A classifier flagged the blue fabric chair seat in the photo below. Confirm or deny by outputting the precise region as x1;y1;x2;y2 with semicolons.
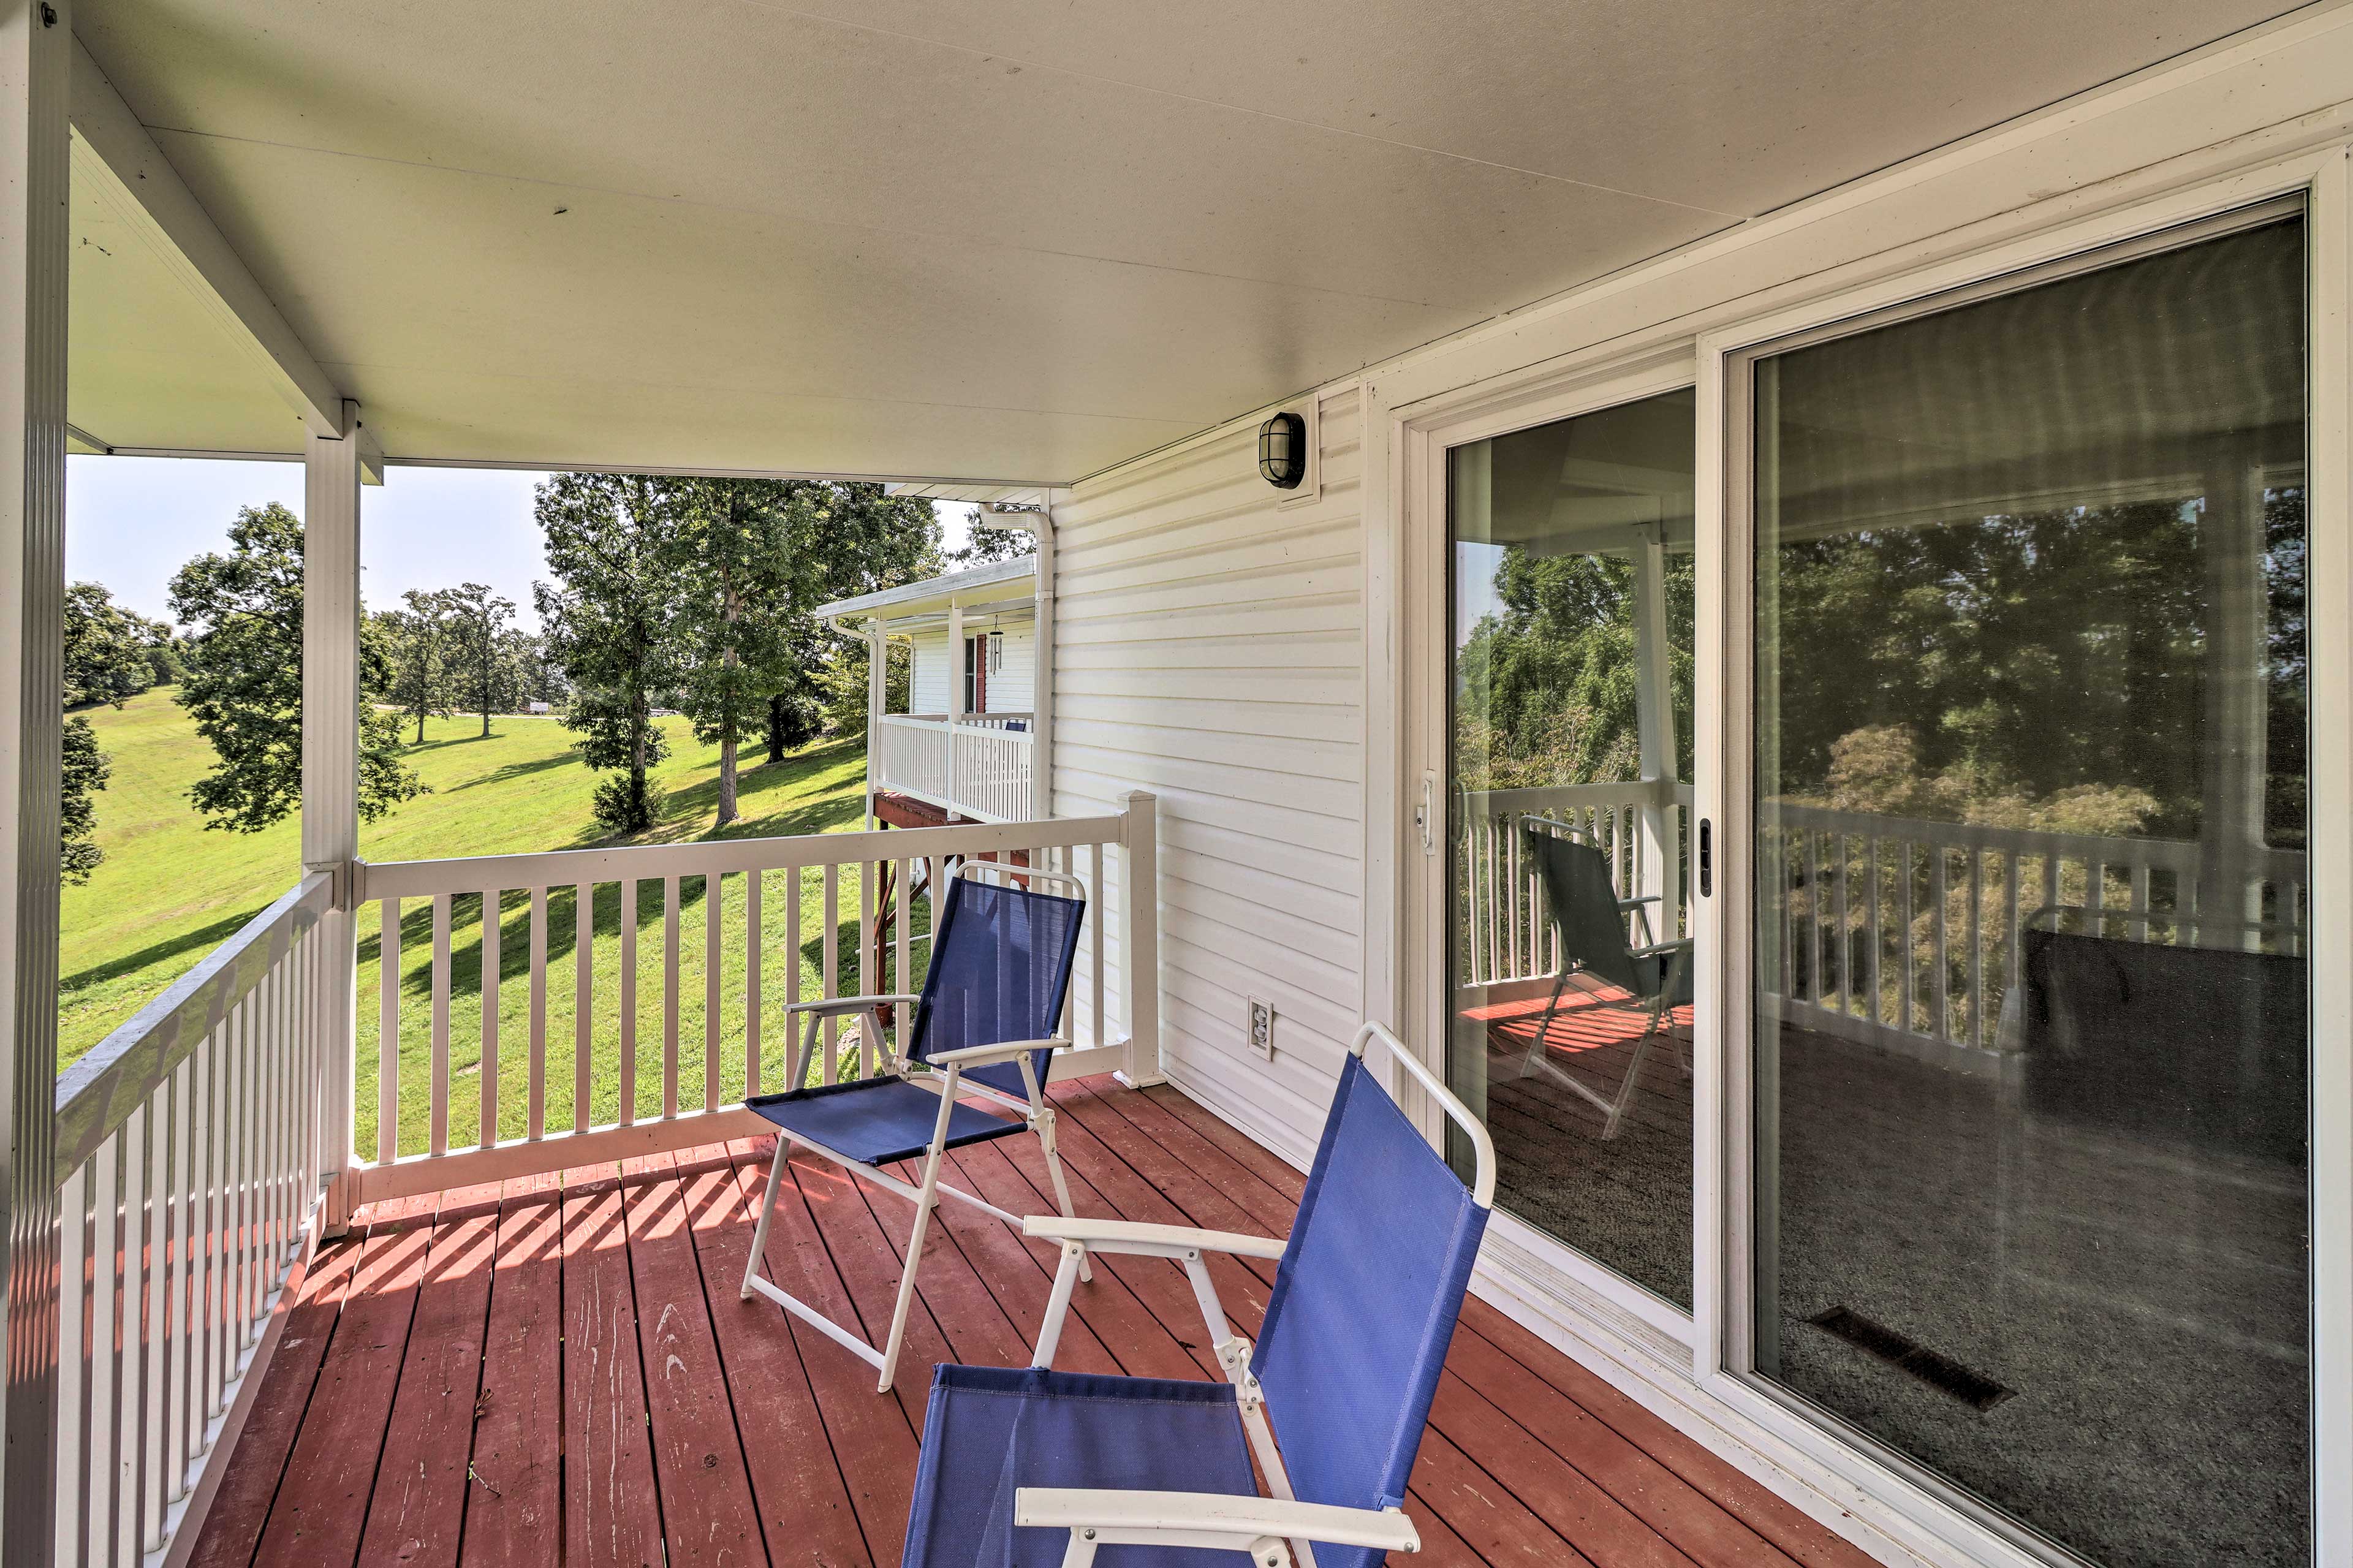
904;1365;1261;1568
747;1077;1026;1167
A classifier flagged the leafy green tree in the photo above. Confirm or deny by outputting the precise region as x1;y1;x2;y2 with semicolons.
382;588;465;743
949;505;1034;567
533;475;678;835
770;483;942;758
60;716;110;884
444;581;519;737
168;502;424;833
661;480;811;825
64;580;166;708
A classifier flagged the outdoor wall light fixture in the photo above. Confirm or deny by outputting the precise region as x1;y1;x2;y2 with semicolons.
1257;411;1306;489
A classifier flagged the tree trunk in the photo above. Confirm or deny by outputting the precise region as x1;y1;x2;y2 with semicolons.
767;693;786;764
718;733;738;825
716;546;741;826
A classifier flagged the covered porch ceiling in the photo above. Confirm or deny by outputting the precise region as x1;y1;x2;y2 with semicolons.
66;0;2300;490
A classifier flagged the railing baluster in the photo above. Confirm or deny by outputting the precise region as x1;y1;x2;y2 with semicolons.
379;898;401;1164
431;893;452;1157
482;890;502;1149
90;1131;119;1568
895;857;913;1058
785;866;803;1086
529;886;548;1140
1082;847;1103;1048
821;863;840;1083
1865;835;1882;1026
1833;832;1851;1015
620;877;638;1126
858;856;877;1077
2131;861;2152;943
1967;847;1984;1048
2004;848;2023;1031
664;875;682;1118
745;869;763;1096
58;1162;86;1568
1900;839;1916;1034
705;872;723;1113
574;882;593;1134
1506;817;1521;981
168;1054;192;1502
120;1105;148;1567
1931;844;1950;1042
1804;831;1822;1005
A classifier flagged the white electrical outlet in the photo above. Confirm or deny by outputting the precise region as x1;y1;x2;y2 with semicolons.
1246;996;1275;1060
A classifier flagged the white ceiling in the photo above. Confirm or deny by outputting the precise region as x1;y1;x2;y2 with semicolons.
67;0;2302;484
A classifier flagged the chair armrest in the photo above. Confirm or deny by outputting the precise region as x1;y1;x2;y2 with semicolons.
1629;937;1692;960
1023;1214;1287;1261
926;1037;1063;1069
1014;1490;1420;1555
1615;893;1661;909
783;993;923;1018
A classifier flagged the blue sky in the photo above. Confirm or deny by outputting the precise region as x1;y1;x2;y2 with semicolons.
65;455;972;630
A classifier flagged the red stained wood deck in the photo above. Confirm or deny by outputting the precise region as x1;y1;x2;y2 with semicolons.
189;1075;1882;1568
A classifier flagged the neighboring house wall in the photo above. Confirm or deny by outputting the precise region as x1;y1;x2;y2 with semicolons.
1050;385;1362;1157
904;621;1036;714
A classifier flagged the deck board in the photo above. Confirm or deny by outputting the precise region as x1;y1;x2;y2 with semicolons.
192;1075;1885;1568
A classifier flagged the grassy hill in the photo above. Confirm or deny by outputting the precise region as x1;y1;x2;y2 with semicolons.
63;691;901;1154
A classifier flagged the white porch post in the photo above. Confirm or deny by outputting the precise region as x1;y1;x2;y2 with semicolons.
1114;790;1163;1088
865;614;884;828
303;403;363;1233
1630;524;1680;933
0;0;69;1551
1030;496;1059;821
945;595;965;814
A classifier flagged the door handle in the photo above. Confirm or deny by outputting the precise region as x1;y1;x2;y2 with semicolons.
1699;817;1712;897
1415;771;1438;857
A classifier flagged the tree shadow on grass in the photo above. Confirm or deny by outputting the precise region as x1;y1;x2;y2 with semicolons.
443;749;582;793
63;905;270;998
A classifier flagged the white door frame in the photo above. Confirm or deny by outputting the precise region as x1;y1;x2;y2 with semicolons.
1394;344;1700;1347
1693;146;2352;1568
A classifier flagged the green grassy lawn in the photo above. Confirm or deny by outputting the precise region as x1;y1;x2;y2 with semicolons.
62;691;916;1157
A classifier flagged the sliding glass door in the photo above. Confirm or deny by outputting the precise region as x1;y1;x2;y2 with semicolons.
1739;202;2311;1567
1444;387;1697;1308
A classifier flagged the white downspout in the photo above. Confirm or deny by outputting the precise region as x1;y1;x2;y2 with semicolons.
1030;496;1059;822
946;595;966;817
865;614;884;828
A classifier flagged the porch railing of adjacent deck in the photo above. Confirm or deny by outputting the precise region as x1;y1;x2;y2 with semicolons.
1459;782;2308;1071
349;797;1153;1207
871;711;1034;820
53;873;338;1568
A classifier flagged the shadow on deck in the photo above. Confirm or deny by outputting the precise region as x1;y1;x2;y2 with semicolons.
189;1076;1879;1568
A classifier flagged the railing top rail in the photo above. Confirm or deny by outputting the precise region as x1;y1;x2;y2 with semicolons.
1460;778;1677;814
359;812;1123;902
55;870;334;1186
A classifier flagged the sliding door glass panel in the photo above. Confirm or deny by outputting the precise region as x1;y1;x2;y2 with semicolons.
1447;387;1697;1308
1749;208;2309;1568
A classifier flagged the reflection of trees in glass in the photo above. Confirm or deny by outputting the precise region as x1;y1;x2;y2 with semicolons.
1453;547;1694;790
1773;492;2307;849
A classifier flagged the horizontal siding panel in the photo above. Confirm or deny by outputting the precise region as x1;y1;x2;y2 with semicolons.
1055;379;1366;1159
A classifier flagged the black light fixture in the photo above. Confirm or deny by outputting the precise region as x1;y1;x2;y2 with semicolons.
1257;410;1306;490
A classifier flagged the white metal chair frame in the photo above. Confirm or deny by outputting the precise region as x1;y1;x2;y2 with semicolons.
739;860;1093;1393
1014;1021;1498;1568
1515;812;1692;1140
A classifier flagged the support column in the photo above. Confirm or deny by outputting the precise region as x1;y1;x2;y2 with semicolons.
1030;497;1059;821
945;596;965;814
1115;790;1163;1088
0;0;70;1552
304;403;362;1233
865;615;884;828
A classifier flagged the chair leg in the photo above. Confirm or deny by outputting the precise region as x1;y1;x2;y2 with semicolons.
740;1137;789;1300
1521;970;1571;1080
1035;1110;1092;1284
876;1145;946;1393
1598;1007;1669;1141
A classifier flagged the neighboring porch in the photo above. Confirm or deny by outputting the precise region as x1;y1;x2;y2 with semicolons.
187;1075;1879;1568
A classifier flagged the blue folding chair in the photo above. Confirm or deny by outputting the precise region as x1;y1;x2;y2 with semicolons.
900;1021;1497;1568
740;862;1093;1393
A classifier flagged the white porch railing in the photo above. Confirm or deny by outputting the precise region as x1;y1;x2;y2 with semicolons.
52;873;336;1568
1761;803;2307;1068
349;800;1154;1207
871;712;1035;820
1459;781;2308;1071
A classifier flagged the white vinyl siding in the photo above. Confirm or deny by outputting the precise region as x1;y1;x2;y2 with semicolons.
1051;386;1362;1158
903;620;1034;714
